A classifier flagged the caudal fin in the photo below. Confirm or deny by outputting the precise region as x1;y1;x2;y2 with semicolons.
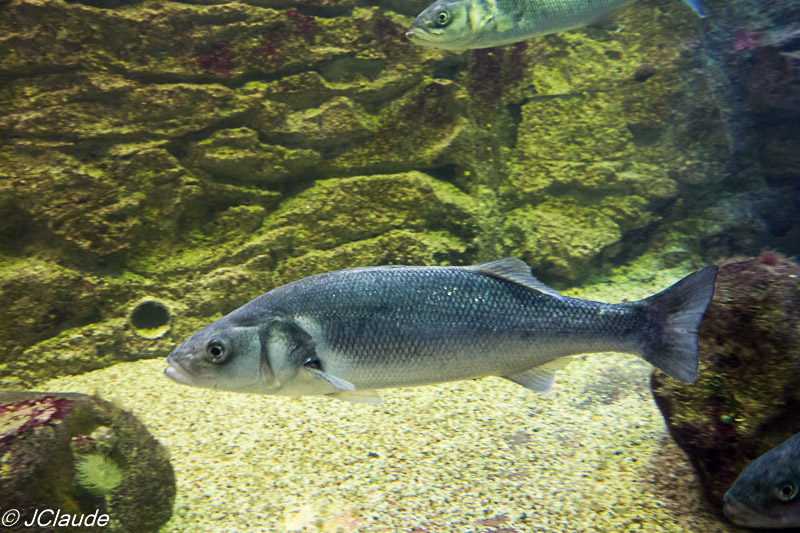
635;266;718;383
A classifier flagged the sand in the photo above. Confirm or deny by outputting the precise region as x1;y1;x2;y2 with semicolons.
41;267;749;533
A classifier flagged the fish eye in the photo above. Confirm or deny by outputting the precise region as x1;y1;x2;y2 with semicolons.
206;338;231;364
436;10;450;26
777;483;799;501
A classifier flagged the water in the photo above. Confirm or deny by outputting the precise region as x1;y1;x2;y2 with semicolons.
1;0;798;529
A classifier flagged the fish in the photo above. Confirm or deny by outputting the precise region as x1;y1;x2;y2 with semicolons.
406;0;706;50
724;432;800;529
165;258;717;404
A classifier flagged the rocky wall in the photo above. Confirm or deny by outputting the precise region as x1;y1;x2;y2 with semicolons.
0;0;789;385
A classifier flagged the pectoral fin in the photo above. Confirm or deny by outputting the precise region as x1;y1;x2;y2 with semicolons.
588;16;622;33
329;390;383;405
504;357;572;393
303;360;356;392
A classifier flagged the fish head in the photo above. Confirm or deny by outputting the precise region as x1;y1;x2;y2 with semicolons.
406;0;490;50
165;316;274;394
723;438;800;528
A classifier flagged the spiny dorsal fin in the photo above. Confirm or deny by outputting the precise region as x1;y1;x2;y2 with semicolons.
504;356;573;393
467;258;564;299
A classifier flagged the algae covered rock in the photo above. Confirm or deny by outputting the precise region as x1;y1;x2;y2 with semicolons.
0;391;174;532
262;171;478;256
503;201;622;281
188;127;321;183
651;253;800;509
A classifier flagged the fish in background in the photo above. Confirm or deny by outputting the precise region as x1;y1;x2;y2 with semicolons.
724;432;800;529
406;0;706;50
165;258;717;404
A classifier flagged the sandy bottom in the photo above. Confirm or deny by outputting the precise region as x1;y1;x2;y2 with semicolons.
41;268;749;533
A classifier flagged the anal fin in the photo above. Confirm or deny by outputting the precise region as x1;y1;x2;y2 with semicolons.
504;357;572;393
329;390;383;405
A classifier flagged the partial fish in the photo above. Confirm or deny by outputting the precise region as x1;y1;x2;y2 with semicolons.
165;259;717;404
724;432;800;529
406;0;706;50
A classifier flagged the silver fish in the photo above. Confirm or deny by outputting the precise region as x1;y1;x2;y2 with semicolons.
406;0;705;50
165;258;717;404
724;432;800;529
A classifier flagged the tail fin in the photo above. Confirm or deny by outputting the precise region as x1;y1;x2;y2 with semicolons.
681;0;706;18
635;266;718;383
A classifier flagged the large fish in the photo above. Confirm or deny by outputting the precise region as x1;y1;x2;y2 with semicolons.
406;0;706;50
165;259;717;404
724;432;800;529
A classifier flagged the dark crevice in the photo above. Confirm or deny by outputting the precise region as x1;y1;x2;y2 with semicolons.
181;0;355;18
627;123;665;147
423;164;458;184
272;3;355;18
0;131;155;144
0;206;40;254
0;106;251;144
0;63;82;82
65;0;143;8
162;113;256;147
432;57;465;81
525;92;588;102
0;52;357;92
506;101;524;149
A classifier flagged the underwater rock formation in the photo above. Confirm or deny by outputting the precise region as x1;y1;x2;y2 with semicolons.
0;0;793;385
651;253;800;510
0;391;175;532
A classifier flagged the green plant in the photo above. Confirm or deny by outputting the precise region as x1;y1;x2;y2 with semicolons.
74;453;123;496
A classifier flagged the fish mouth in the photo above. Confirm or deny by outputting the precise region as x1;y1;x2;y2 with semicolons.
405;28;431;43
405;28;473;50
164;357;197;386
723;499;781;528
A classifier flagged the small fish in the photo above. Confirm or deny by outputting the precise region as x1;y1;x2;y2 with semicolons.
724;432;800;529
165;259;717;404
406;0;706;50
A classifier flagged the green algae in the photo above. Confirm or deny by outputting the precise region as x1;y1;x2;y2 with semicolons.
75;453;123;497
0;0;753;386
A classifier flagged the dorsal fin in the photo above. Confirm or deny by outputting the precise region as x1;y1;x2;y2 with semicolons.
467;258;564;299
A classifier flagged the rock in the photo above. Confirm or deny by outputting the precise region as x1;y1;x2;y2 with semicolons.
278;97;376;148
0;391;174;532
260;171;479;259
326;78;469;175
503;201;622;281
187;127;321;183
651;253;800;509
